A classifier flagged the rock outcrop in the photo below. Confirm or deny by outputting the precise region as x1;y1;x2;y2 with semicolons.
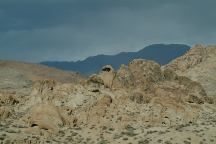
31;79;56;96
0;51;216;144
166;44;216;97
113;59;162;90
24;103;68;134
166;44;208;72
88;65;116;89
99;65;116;88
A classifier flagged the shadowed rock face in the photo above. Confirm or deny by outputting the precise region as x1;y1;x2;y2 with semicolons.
129;90;151;104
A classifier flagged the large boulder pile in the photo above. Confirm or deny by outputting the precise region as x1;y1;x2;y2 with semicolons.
83;58;212;127
112;59;210;104
113;59;162;90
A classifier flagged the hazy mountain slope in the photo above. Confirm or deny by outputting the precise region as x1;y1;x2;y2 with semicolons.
41;44;190;75
0;60;84;89
166;44;216;97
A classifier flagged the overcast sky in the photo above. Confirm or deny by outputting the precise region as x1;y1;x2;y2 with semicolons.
0;0;216;62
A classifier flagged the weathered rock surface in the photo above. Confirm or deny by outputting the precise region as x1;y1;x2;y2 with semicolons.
0;91;19;105
113;59;162;89
23;103;68;134
0;106;11;120
166;44;216;97
88;65;116;89
0;53;216;144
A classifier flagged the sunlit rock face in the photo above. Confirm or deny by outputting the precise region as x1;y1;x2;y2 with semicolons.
166;45;216;97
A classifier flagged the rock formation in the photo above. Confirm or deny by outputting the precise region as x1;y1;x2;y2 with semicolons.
166;44;216;97
113;59;162;90
24;103;69;134
0;48;216;144
88;65;116;89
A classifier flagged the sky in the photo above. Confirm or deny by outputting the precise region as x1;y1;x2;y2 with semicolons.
0;0;216;62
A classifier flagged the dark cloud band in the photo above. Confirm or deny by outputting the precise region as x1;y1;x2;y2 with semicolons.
0;0;215;62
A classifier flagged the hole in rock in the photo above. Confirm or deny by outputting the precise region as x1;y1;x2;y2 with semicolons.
102;67;111;72
31;124;38;127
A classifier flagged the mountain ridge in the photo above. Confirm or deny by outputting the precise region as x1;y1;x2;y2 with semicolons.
41;44;190;75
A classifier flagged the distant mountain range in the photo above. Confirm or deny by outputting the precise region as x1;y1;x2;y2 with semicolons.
41;44;190;75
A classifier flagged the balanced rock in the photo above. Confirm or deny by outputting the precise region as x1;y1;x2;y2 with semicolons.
87;65;115;89
99;65;115;88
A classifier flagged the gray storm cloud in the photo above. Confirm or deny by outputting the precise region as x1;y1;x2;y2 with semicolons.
0;0;216;62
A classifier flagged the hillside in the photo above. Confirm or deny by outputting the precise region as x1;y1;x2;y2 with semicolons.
0;46;216;143
41;44;190;75
166;44;216;97
0;60;84;89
